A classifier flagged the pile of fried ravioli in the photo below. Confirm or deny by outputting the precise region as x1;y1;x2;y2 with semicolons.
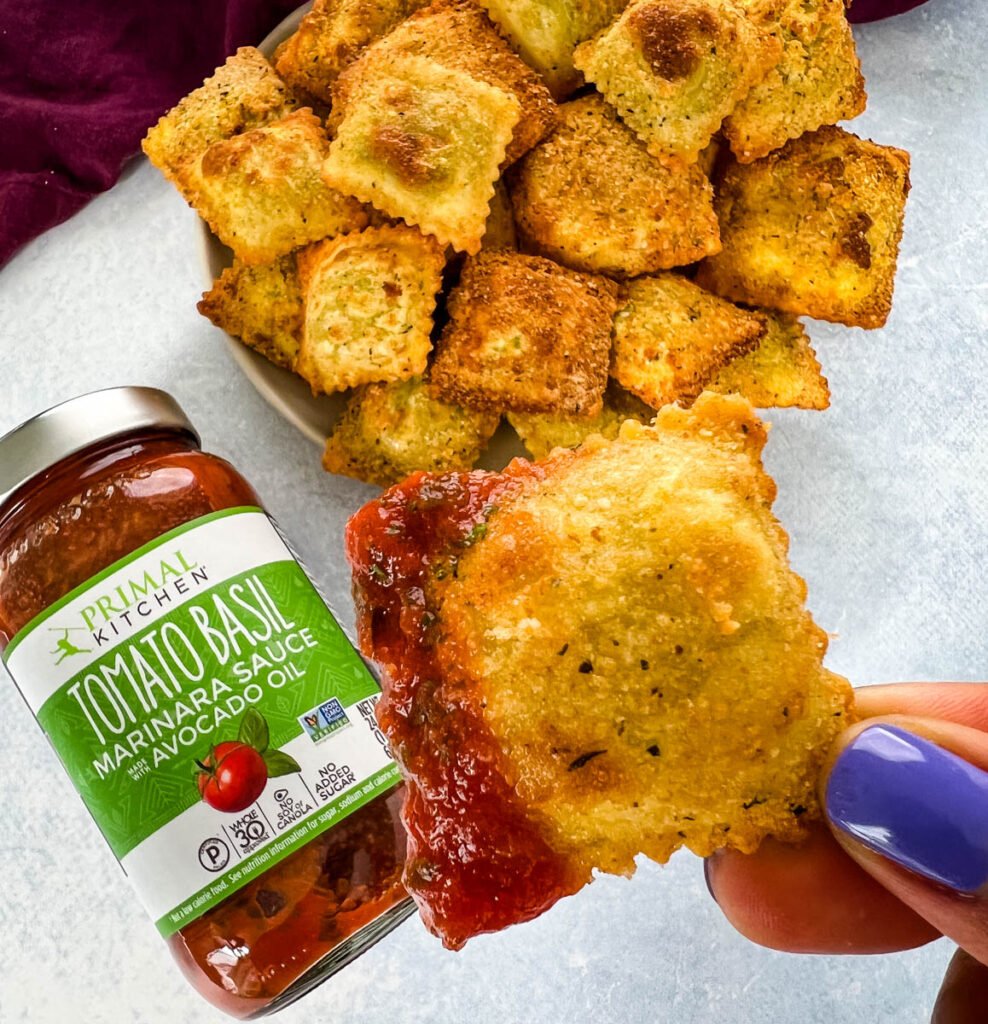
144;0;911;486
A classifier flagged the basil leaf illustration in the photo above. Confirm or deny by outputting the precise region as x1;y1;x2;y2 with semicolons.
238;707;269;752
263;749;302;777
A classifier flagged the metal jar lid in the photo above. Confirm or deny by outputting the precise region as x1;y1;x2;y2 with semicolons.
0;387;200;509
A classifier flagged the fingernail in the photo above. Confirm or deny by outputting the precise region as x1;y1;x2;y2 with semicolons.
826;725;988;893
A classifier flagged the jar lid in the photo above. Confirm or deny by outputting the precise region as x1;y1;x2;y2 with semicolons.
0;387;200;508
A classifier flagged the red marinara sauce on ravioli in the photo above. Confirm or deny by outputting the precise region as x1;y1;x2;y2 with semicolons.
345;463;587;949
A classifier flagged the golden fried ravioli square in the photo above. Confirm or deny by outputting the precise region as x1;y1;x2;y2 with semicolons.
611;274;766;409
724;0;866;163
296;224;446;393
508;94;720;277
322;54;521;253
508;382;654;460
142;48;296;201
197;255;302;370
323;376;501;486
330;0;556;166
708;311;830;409
346;392;853;947
275;0;430;104
573;0;780;166
696;127;911;328
190;109;369;264
477;0;631;98
430;251;618;415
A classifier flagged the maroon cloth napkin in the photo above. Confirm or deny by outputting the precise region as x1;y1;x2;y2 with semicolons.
848;0;930;23
0;1;299;269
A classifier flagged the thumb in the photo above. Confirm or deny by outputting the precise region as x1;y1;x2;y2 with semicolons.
822;716;988;967
933;949;988;1024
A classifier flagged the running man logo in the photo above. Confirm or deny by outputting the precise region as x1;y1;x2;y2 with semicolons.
49;627;91;666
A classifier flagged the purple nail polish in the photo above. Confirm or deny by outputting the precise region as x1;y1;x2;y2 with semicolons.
826;725;988;893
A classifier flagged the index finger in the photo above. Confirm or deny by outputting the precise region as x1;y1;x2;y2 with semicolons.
705;819;940;954
855;683;988;731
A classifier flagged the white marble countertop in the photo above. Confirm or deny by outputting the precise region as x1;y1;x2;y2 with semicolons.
1;2;985;1020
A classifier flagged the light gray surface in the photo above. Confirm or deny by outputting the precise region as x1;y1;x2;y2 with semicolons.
0;2;984;1021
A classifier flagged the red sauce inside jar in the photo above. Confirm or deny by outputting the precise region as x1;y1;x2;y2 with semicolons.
0;427;408;1018
346;463;586;950
171;785;406;1014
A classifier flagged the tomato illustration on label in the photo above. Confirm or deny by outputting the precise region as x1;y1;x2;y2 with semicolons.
194;708;301;814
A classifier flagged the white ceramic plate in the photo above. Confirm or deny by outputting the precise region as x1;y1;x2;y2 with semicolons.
196;4;525;465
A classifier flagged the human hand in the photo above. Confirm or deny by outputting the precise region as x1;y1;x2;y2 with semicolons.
705;683;988;1023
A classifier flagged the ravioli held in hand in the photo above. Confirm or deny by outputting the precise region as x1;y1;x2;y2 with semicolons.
346;392;853;949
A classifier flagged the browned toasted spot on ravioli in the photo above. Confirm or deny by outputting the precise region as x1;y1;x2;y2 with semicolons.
629;2;717;80
840;212;874;270
371;125;443;184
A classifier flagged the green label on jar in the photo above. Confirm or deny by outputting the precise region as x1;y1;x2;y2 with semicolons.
2;507;398;936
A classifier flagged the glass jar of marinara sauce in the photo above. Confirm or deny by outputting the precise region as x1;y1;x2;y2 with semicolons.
0;387;412;1018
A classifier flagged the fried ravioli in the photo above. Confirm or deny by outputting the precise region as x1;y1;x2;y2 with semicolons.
724;0;866;163
507;382;654;459
573;0;780;166
508;95;720;277
189;109;369;264
322;54;521;253
347;391;852;947
323;376;500;485
275;0;430;104
477;0;631;98
296;224;446;393
708;311;830;409
696;127;911;328
329;0;556;166
610;273;766;410
142;48;297;202
198;255;303;370
430;250;618;415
